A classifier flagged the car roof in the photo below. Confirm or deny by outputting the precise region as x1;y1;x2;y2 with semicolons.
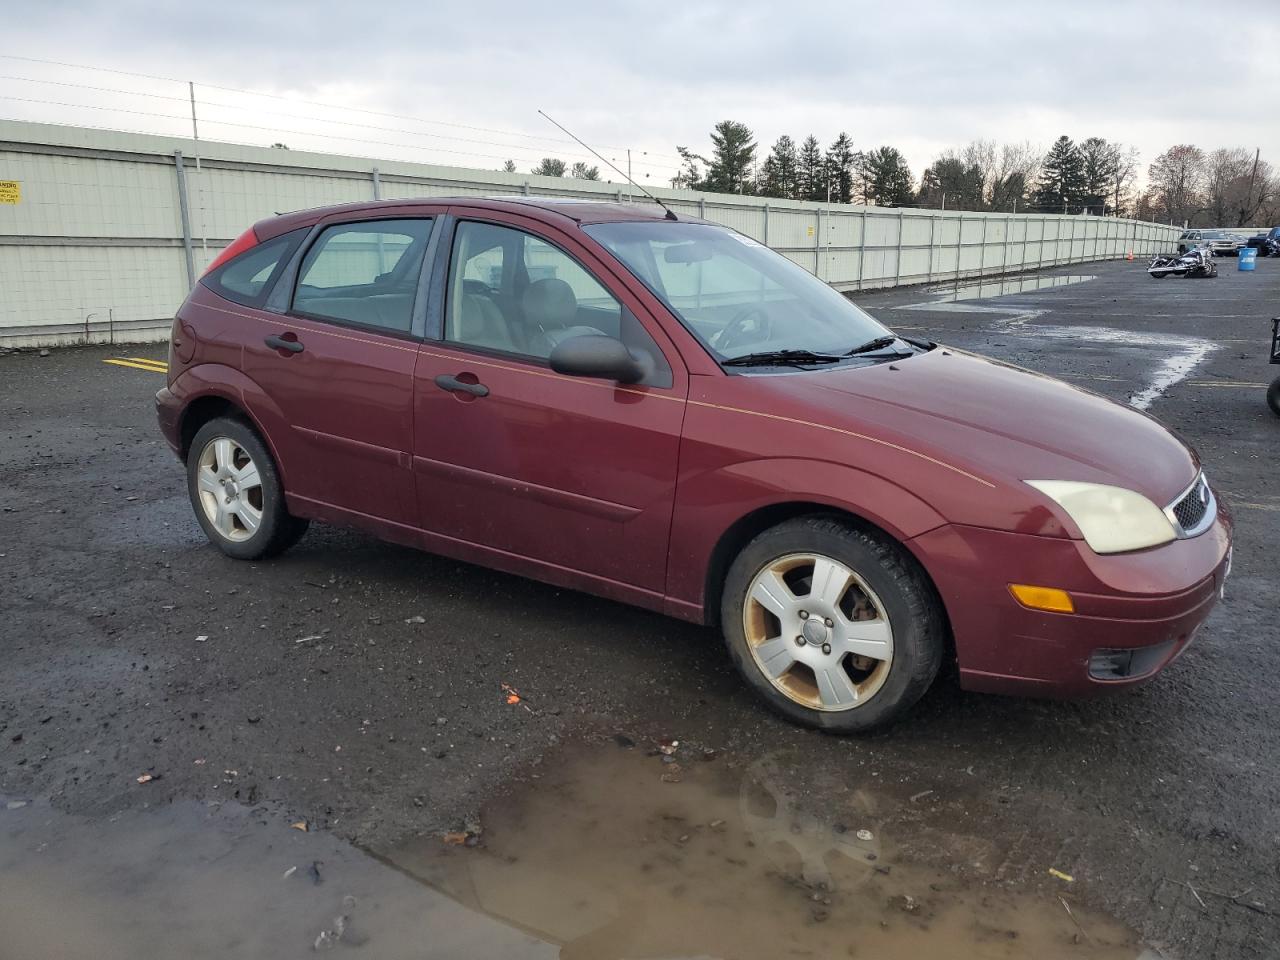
257;195;701;240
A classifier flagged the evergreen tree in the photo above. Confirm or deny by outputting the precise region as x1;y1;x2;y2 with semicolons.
797;135;826;201
532;158;567;177
1031;136;1086;212
825;132;856;204
865;147;914;206
917;156;982;209
1079;137;1119;214
758;135;799;198
678;121;757;194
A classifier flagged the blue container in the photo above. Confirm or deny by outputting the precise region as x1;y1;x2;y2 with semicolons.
1239;246;1257;271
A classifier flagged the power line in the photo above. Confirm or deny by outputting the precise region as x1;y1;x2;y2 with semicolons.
0;53;685;161
0;94;680;175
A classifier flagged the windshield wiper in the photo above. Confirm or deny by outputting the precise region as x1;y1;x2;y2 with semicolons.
843;335;908;356
721;349;844;367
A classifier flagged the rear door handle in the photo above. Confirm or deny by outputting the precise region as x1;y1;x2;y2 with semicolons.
265;334;304;354
434;374;489;397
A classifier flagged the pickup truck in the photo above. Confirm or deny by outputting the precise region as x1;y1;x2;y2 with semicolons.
1176;229;1242;256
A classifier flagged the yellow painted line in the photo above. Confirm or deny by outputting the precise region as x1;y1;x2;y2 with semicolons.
122;356;168;368
103;358;168;373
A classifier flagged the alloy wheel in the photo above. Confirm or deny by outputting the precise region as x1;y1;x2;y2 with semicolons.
742;553;894;711
196;436;265;542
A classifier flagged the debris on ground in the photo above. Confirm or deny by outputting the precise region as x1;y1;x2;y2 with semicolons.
194;635;208;643
295;635;323;645
291;820;309;832
135;773;159;784
313;914;347;951
658;739;679;756
1048;868;1075;883
443;821;483;847
282;865;298;880
500;682;532;712
889;894;919;913
910;789;934;803
856;829;874;842
403;616;426;624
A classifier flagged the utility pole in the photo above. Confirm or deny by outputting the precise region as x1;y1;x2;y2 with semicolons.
189;82;208;256
627;149;633;202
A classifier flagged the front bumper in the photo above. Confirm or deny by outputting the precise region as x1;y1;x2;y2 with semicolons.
909;509;1232;697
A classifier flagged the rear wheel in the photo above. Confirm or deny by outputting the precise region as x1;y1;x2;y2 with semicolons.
720;516;945;733
1267;378;1280;418
187;417;308;560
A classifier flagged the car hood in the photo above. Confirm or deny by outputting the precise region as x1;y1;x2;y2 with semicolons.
762;348;1198;506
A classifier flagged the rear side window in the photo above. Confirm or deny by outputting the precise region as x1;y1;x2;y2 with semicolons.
292;219;433;334
205;231;303;306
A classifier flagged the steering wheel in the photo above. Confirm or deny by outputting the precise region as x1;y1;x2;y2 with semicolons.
714;306;772;353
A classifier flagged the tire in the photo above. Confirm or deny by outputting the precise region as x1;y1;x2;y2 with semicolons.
1268;378;1280;418
187;416;309;560
720;516;945;733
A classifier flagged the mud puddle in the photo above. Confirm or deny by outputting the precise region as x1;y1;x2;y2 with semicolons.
1;745;1160;959
382;744;1159;960
928;273;1097;301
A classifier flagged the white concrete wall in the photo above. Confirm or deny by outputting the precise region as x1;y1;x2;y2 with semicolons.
0;120;1183;347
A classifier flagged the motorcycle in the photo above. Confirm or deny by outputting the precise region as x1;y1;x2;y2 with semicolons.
1148;244;1218;279
1269;318;1280;418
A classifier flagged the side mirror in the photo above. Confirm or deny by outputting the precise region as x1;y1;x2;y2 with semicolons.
549;335;646;384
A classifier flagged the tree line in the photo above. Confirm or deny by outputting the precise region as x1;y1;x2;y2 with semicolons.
658;121;1277;226
507;157;602;180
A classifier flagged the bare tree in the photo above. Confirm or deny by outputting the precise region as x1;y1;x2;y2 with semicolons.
1205;148;1254;225
1148;145;1207;225
989;141;1042;211
1109;146;1140;218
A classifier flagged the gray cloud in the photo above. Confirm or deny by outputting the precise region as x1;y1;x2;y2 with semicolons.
3;0;1277;185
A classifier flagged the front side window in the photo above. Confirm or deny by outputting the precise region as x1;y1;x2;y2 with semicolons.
292;218;433;333
443;220;671;385
585;222;889;362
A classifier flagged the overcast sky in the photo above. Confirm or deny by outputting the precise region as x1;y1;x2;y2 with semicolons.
2;1;1276;187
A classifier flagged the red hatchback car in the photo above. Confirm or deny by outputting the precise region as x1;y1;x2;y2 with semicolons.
157;198;1232;731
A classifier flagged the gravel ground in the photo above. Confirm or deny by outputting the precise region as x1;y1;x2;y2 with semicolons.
1;258;1277;958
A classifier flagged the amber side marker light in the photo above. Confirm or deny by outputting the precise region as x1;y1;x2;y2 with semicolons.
1008;584;1076;614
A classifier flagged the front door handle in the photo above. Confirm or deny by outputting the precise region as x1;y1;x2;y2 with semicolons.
265;334;304;354
434;374;489;397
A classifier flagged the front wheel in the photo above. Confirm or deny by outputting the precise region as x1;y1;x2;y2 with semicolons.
1267;378;1280;417
720;517;945;733
187;417;309;560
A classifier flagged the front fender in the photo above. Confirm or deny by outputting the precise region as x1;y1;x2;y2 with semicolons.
169;363;295;486
665;456;947;615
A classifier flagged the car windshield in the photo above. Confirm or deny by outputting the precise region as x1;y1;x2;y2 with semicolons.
584;221;892;362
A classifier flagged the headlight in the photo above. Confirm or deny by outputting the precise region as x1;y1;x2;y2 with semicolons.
1025;481;1176;554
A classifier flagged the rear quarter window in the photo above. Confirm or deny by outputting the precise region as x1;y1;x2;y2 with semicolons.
204;230;305;306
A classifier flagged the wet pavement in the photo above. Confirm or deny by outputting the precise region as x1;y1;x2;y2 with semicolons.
1;258;1279;958
3;744;1157;959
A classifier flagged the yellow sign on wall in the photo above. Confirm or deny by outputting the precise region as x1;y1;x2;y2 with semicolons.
0;180;20;204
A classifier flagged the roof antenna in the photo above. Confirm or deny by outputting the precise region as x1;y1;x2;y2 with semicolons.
538;110;678;221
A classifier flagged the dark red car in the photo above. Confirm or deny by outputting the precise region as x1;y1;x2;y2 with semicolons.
156;198;1232;731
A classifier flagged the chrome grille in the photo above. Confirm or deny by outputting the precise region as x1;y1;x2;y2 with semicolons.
1165;473;1214;537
